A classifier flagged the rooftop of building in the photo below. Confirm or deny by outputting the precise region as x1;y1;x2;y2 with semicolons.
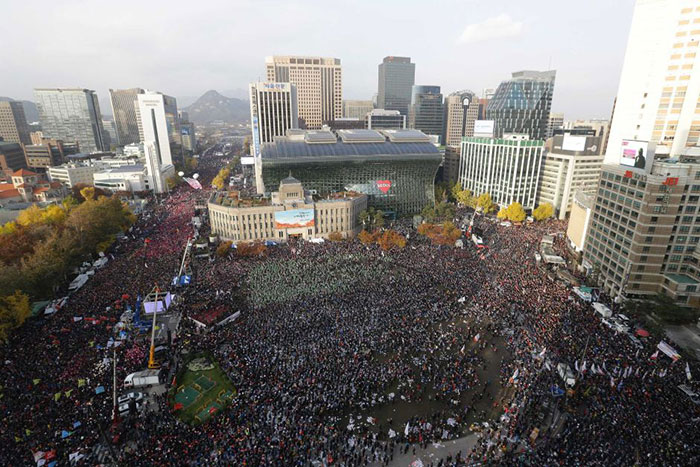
464;136;545;146
97;164;145;174
665;274;698;285
12;168;38;177
263;129;440;160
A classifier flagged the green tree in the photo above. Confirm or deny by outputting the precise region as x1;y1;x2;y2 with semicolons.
455;188;473;207
358;208;384;231
0;291;31;342
476;193;495;213
504;202;526;223
16;205;44;226
533;202;554;221
80;186;96;202
450;182;463;201
166;175;180;190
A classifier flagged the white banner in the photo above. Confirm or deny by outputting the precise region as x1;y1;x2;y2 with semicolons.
657;341;681;361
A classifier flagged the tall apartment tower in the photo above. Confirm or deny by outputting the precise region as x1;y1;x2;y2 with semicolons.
0;101;31;144
109;88;144;146
409;86;444;141
137;92;177;193
377;56;415;117
605;0;700;160
265;56;342;129
443;90;479;147
34;88;106;153
486;70;556;140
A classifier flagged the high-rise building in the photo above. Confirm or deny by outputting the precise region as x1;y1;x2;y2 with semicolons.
458;134;544;209
101;119;117;149
365;109;406;130
409;86;444;142
537;134;604;219
250;82;299;193
137;92;178;193
582;152;700;307
377;56;415;117
249;82;299;156
23;138;68;169
34;88;106;153
604;0;700;160
265;56;342;129
486;71;556;140
0;141;28;177
342;100;374;119
443;90;479;147
0;101;31;144
109;88;144;146
546;112;565;138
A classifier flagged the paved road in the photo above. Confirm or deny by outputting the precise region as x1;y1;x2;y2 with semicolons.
385;435;478;466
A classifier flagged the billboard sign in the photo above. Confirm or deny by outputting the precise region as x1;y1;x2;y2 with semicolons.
473;120;494;137
251;116;261;157
376;180;392;194
620;140;651;172
562;134;586;152
274;209;315;229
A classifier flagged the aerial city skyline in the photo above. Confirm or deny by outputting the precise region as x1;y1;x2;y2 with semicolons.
0;0;699;465
1;0;636;119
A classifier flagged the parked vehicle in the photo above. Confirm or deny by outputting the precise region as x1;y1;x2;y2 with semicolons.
123;369;162;388
118;391;145;405
118;400;144;416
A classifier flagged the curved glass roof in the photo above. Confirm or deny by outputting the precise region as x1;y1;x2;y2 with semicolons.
261;140;440;160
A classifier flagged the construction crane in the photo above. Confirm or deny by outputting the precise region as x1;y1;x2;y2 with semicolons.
145;284;164;370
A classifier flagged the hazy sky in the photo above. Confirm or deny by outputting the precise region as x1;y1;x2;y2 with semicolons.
2;0;635;119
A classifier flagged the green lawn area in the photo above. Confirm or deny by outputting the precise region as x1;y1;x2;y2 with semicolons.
170;354;236;425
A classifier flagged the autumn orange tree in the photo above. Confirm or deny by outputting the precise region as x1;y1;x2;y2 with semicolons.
236;241;268;257
417;221;462;246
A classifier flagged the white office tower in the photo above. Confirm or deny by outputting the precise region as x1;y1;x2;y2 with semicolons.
265;56;342;129
138;92;176;193
459;134;544;209
605;0;700;161
250;82;299;194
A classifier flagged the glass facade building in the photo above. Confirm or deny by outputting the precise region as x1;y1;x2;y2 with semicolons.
34;88;106;153
377;56;415;117
260;129;441;216
486;70;556;141
409;86;444;142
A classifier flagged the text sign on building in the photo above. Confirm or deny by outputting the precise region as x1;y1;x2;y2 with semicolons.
473;120;494;137
274;209;315;229
664;177;679;186
376;180;392;194
263;83;287;90
252;116;261;157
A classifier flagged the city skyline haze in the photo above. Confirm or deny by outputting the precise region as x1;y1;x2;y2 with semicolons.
1;0;636;119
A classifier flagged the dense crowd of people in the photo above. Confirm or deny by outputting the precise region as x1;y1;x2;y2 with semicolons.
0;147;699;466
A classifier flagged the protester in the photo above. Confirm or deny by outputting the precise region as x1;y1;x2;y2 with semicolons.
0;151;698;466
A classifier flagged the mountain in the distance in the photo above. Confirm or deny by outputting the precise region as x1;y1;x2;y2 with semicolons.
0;97;40;123
184;90;248;124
